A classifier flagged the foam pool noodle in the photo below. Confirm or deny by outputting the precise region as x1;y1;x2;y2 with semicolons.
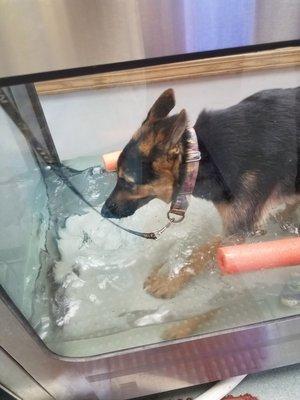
102;150;121;172
217;237;300;274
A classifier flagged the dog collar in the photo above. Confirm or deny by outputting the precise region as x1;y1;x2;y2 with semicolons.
167;127;201;222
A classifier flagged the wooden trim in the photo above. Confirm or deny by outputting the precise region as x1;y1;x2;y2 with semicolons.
36;47;300;95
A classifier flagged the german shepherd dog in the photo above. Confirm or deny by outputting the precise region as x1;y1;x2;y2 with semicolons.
102;88;300;300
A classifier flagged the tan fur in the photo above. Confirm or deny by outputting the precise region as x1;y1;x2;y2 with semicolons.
132;126;145;141
273;196;300;225
241;171;258;191
118;167;137;184
123;173;135;183
161;308;220;340
214;201;250;234
258;186;283;225
216;199;271;236
138;134;155;156
117;167;126;180
135;125;157;155
138;128;178;156
214;202;234;231
215;171;259;234
256;187;299;227
132;130;141;141
144;236;222;298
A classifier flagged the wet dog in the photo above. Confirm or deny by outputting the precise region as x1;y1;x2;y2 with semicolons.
102;88;300;299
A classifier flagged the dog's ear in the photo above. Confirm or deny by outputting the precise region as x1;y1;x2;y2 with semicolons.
144;88;175;124
165;109;188;150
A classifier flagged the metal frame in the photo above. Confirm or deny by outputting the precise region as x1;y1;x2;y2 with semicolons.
1;66;300;400
25;85;61;164
0;384;22;400
0;85;61;166
35;46;300;95
1;286;300;400
0;347;52;400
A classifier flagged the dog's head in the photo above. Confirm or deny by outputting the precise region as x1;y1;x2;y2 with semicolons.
101;89;188;219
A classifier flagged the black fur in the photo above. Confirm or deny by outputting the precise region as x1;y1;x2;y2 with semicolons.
194;87;299;233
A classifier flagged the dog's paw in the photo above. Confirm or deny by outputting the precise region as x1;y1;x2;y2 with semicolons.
161;320;198;340
161;308;220;340
143;274;185;299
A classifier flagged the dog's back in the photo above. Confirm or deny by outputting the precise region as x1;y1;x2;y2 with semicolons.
195;87;300;203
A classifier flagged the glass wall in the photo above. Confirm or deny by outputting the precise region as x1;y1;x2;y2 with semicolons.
0;99;48;321
1;60;299;358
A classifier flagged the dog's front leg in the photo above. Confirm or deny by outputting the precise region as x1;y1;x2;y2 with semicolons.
144;196;261;299
143;236;222;299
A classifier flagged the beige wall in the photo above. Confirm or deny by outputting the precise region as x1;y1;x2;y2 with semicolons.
39;67;300;161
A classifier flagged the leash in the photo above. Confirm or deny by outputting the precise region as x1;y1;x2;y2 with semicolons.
51;166;169;239
0;89;200;240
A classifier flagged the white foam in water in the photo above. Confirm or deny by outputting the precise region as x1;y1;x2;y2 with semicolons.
53;197;223;341
51;188;300;355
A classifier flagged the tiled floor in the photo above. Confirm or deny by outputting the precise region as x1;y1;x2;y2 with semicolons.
138;363;300;400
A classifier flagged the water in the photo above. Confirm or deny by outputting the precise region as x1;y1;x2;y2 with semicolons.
30;159;300;357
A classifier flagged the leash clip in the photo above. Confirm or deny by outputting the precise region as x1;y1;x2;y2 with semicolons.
151;220;173;240
167;210;185;223
152;210;186;240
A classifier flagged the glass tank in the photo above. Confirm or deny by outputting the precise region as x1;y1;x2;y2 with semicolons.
0;56;299;360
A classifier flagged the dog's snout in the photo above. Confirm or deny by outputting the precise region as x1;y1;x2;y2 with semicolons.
101;202;118;218
101;198;139;219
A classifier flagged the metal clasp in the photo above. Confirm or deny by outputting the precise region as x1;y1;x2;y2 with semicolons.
185;150;201;163
152;220;173;240
167;210;185;223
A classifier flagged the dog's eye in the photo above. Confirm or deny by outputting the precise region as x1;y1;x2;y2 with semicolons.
119;178;136;190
